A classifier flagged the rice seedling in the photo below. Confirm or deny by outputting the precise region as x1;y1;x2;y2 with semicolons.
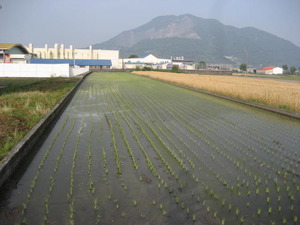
221;218;225;225
105;113;122;175
160;203;163;210
235;208;239;217
22;218;28;224
213;210;217;218
163;210;167;216
228;203;232;212
268;207;272;214
186;207;190;215
69;200;75;225
94;198;99;211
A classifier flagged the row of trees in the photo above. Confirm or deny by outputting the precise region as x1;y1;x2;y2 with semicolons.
282;65;298;74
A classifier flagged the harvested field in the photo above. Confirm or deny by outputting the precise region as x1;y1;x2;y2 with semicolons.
133;71;300;112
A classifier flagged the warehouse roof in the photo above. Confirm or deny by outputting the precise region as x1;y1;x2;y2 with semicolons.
30;58;112;66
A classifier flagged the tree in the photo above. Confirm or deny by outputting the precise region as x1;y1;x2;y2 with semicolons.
239;63;247;71
129;54;138;58
282;65;288;72
171;65;180;73
199;61;206;69
290;66;297;74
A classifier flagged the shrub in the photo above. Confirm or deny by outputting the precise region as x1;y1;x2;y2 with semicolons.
171;65;180;73
143;66;152;71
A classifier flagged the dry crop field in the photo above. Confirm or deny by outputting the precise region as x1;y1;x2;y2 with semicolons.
133;71;300;113
0;72;299;225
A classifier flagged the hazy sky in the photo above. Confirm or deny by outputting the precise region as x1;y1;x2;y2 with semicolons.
0;0;299;48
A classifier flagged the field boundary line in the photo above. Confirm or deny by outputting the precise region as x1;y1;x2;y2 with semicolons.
0;71;92;188
132;73;300;120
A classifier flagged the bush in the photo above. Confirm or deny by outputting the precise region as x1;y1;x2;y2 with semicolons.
171;65;180;73
142;66;152;71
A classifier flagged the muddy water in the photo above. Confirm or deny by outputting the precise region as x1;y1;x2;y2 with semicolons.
1;72;300;225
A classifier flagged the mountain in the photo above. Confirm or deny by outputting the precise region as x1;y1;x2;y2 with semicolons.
92;14;300;67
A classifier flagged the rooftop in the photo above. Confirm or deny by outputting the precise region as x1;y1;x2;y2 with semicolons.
257;67;278;71
0;43;29;54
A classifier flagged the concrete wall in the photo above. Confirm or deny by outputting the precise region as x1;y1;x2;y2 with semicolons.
0;63;70;77
70;67;89;76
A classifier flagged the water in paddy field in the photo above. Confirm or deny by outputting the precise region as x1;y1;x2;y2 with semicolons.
0;72;300;225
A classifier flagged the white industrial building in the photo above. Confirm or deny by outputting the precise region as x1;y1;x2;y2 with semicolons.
256;67;283;75
26;43;121;69
123;54;171;69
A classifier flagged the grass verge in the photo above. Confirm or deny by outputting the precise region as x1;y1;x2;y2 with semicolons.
0;77;80;160
133;71;300;113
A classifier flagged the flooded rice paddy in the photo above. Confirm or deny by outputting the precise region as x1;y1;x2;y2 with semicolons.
0;72;300;225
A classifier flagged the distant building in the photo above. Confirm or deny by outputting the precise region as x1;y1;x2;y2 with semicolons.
26;43;121;69
172;59;196;70
207;64;234;71
123;54;171;69
256;67;283;75
0;43;30;64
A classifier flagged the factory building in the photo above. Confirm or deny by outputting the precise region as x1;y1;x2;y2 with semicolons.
26;43;121;69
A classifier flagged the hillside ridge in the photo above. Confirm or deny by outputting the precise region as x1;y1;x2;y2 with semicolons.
92;14;300;67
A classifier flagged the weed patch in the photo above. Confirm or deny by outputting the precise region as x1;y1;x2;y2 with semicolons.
0;77;79;160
